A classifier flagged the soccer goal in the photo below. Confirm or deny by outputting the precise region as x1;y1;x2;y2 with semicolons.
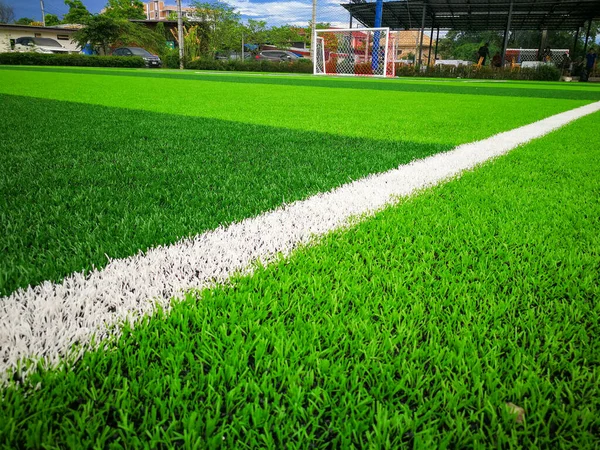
314;27;395;77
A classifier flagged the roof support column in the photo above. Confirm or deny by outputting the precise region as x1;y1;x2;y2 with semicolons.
538;29;548;61
434;27;440;62
372;0;384;72
427;20;435;65
500;0;513;67
573;27;580;57
418;4;426;65
374;0;383;27
583;20;593;54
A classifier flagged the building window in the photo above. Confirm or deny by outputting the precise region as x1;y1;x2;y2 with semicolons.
57;35;69;40
34;33;42;37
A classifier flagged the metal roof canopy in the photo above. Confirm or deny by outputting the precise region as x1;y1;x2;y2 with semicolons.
343;1;600;31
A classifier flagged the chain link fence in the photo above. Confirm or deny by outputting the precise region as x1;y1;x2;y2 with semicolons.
506;48;570;65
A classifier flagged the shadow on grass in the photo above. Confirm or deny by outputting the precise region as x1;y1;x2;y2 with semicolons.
0;94;450;296
1;66;600;101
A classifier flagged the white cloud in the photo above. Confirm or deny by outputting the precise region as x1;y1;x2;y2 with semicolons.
228;0;310;24
222;0;351;26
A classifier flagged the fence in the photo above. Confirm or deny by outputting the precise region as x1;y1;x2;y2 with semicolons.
506;48;570;65
165;1;589;75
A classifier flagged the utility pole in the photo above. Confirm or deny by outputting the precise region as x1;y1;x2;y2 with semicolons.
40;0;46;26
311;0;316;62
177;0;184;69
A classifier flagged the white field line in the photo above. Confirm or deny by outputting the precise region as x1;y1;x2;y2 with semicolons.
2;101;600;384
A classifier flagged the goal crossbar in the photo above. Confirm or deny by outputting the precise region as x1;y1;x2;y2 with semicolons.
316;27;390;33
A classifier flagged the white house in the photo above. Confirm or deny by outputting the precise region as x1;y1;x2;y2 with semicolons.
0;24;82;53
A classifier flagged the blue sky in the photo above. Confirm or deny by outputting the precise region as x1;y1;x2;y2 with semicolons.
7;0;348;26
8;0;597;43
9;0;103;21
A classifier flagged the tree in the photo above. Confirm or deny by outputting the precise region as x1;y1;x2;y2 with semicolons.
437;23;600;61
74;14;164;54
15;17;35;25
243;19;268;46
103;0;145;20
63;0;91;24
73;14;121;54
510;23;599;58
437;30;503;60
191;1;243;54
114;20;164;52
155;21;167;39
313;23;337;52
266;25;305;48
45;14;61;26
0;0;14;24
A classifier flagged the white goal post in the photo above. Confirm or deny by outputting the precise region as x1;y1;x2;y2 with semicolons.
314;27;396;78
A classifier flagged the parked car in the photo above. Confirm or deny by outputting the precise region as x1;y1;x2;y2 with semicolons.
215;51;252;61
255;50;302;62
14;37;69;54
112;47;162;68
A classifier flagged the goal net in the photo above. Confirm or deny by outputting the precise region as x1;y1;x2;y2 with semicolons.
314;28;395;77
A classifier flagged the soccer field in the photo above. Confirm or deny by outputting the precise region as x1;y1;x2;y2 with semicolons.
1;67;600;448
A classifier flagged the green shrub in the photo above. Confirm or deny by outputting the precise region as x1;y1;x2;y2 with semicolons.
532;64;562;81
160;48;181;69
185;57;313;74
395;63;561;82
0;52;145;68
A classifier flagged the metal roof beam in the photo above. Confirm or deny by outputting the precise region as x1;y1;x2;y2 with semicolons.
341;0;600;32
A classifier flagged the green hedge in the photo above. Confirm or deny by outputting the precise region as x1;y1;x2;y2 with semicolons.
0;51;563;81
0;52;145;68
184;58;558;80
396;63;562;81
160;48;181;69
185;57;313;74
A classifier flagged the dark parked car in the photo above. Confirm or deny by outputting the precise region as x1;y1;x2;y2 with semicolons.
112;47;162;67
255;50;302;62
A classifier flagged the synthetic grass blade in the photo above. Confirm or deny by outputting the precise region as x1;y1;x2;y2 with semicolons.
2;100;599;385
1;110;599;449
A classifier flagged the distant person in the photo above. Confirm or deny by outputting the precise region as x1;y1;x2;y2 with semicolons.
491;52;502;68
477;42;490;66
559;52;571;75
586;48;597;72
581;48;597;82
541;46;552;62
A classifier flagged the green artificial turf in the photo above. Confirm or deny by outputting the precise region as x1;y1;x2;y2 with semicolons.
0;67;594;144
0;94;450;296
2;66;600;101
2;112;598;448
1;68;592;296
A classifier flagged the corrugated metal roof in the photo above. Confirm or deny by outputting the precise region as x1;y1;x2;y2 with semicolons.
343;0;600;31
0;24;81;31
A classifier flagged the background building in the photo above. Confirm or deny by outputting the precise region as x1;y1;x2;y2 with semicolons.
143;1;196;21
0;23;81;53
